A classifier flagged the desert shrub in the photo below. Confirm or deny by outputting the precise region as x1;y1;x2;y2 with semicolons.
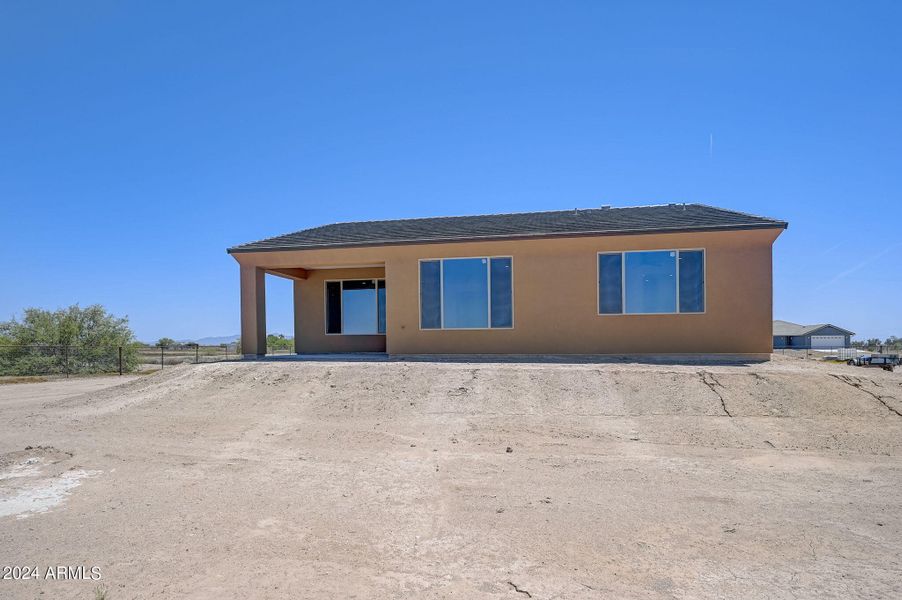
0;305;140;375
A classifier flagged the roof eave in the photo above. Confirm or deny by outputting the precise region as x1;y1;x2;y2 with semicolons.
805;324;856;336
226;221;788;254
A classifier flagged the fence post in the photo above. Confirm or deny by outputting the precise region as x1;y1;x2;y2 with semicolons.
64;346;69;378
195;344;199;364
118;346;123;376
161;346;164;370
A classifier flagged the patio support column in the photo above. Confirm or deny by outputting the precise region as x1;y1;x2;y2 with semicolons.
240;264;266;356
293;279;303;354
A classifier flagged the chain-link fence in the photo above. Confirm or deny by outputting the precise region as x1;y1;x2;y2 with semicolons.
776;347;862;360
0;344;240;378
777;346;901;365
135;344;239;371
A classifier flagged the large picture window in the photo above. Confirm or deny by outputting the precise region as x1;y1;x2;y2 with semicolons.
419;257;513;329
325;279;386;335
598;250;704;315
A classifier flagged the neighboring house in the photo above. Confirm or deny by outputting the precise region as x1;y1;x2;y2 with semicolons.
773;320;854;350
227;203;787;357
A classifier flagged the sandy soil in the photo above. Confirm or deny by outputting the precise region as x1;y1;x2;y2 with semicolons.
1;356;901;599
0;375;141;407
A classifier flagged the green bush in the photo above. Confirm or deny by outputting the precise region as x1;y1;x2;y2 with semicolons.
0;305;140;376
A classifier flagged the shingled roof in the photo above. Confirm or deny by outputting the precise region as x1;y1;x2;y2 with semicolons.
227;203;787;253
773;320;855;337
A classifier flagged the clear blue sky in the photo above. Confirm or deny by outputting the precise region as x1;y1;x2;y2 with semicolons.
2;2;900;342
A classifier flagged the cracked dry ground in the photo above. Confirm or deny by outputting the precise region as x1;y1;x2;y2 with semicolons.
1;356;901;599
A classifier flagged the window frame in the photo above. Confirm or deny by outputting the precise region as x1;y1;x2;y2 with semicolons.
323;278;387;335
417;256;515;331
596;248;706;316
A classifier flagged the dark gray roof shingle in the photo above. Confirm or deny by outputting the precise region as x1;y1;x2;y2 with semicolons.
227;203;787;253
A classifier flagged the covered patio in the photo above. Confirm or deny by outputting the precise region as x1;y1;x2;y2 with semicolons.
240;263;387;356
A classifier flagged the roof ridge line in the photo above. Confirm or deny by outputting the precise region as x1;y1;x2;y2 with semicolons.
316;204;678;228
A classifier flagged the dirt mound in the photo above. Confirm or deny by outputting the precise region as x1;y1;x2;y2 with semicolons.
33;357;896;457
2;357;901;599
132;357;901;420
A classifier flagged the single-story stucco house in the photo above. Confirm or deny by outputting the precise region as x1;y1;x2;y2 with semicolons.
227;203;787;357
773;320;854;350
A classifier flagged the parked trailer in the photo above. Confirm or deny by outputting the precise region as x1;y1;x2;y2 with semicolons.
847;354;900;372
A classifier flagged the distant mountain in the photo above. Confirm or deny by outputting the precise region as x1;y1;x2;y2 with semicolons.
170;333;291;346
182;334;240;346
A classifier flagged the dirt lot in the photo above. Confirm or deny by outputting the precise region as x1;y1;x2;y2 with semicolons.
1;356;901;599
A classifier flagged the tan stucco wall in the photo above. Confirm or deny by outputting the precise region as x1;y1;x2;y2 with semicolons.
239;264;266;355
234;228;782;355
294;267;386;353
